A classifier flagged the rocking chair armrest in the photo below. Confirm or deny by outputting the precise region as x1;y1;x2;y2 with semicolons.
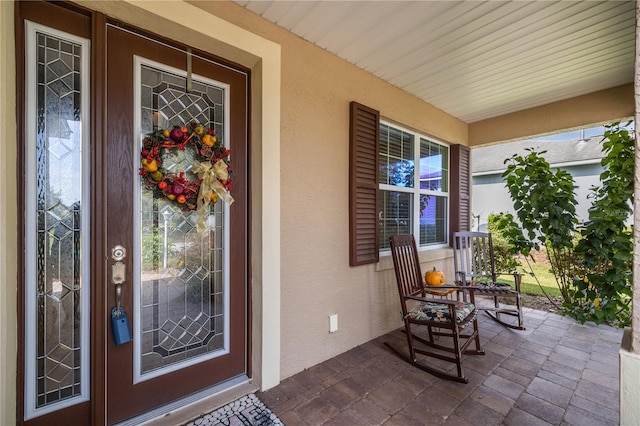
441;285;478;304
495;272;524;292
404;295;463;306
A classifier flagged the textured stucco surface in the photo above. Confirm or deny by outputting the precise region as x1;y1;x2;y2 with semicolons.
1;1;17;425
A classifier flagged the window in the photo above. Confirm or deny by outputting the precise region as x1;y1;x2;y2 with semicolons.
24;21;91;418
378;122;449;250
349;101;469;266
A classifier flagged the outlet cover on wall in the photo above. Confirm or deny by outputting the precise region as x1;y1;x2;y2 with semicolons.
329;314;338;333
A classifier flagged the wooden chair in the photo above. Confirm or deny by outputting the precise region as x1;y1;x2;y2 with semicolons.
452;231;525;330
385;234;484;383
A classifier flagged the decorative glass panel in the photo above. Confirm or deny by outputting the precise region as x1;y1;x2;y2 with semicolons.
25;22;90;419
136;63;229;379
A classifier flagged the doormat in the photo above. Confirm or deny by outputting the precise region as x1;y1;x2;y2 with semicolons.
184;393;284;426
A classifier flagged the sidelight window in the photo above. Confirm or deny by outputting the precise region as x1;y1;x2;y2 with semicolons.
24;21;91;419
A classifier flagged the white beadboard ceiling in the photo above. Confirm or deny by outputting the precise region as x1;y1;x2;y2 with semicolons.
233;0;635;123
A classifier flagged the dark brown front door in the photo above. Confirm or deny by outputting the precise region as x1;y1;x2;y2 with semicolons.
17;2;249;423
104;25;249;424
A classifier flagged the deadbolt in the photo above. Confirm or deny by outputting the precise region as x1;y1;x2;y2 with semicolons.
111;245;126;261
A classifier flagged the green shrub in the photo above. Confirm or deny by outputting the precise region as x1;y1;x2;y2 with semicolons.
571;122;634;326
491;122;633;327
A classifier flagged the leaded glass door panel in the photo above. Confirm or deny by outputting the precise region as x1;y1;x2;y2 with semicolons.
105;26;248;424
23;19;91;422
136;62;230;379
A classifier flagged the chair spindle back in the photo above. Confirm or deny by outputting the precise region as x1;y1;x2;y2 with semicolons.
453;232;497;283
389;235;425;314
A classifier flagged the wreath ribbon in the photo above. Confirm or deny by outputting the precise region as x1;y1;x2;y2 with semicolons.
192;160;235;232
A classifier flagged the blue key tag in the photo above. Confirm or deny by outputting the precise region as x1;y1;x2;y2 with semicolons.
111;307;132;346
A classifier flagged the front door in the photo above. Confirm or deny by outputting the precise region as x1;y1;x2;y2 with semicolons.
104;25;249;424
18;3;250;424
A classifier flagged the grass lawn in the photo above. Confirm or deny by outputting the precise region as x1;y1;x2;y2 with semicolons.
499;262;563;298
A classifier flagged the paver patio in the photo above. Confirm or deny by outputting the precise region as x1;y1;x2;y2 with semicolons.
257;301;623;425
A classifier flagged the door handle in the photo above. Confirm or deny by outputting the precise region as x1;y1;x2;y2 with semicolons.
110;245;132;345
111;245;126;315
112;261;126;314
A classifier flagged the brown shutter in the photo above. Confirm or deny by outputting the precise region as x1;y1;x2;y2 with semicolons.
349;102;380;266
449;144;471;242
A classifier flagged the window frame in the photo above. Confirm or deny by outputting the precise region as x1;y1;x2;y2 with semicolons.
379;120;450;252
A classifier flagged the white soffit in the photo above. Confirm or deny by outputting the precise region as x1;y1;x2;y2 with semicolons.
234;0;635;123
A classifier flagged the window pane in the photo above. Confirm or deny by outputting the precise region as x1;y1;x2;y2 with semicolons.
419;194;447;245
37;32;84;408
379;124;414;187
379;190;413;250
419;138;448;191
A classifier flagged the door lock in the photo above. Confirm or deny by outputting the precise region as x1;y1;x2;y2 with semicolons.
111;245;126;261
110;245;131;345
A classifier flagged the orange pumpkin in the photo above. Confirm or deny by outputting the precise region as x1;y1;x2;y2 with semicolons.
425;267;446;286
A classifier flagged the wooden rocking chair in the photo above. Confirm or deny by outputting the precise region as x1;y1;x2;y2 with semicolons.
385;234;484;384
452;231;525;330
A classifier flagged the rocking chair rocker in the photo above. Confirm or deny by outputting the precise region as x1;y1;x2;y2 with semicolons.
452;231;525;330
385;234;484;384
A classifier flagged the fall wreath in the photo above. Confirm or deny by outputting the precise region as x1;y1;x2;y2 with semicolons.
139;122;233;232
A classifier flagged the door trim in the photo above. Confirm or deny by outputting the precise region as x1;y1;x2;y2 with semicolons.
90;9;108;426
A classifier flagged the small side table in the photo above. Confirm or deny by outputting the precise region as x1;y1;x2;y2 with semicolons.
425;285;458;300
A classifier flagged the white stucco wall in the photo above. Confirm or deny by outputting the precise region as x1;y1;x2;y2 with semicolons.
620;330;640;425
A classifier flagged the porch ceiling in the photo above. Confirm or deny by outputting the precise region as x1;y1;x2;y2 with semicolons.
233;0;635;124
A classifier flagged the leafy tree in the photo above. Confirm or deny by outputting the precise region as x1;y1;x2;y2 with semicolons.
499;148;580;304
572;122;634;326
493;123;634;326
487;213;520;274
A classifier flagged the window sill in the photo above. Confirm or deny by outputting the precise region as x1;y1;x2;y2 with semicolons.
376;246;453;272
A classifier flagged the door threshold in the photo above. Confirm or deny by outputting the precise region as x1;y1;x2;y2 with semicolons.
115;375;258;426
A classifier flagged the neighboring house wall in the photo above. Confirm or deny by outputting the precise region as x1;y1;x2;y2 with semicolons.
0;1;634;423
472;137;606;231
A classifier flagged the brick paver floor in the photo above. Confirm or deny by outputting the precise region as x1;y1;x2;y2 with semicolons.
257;301;623;425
